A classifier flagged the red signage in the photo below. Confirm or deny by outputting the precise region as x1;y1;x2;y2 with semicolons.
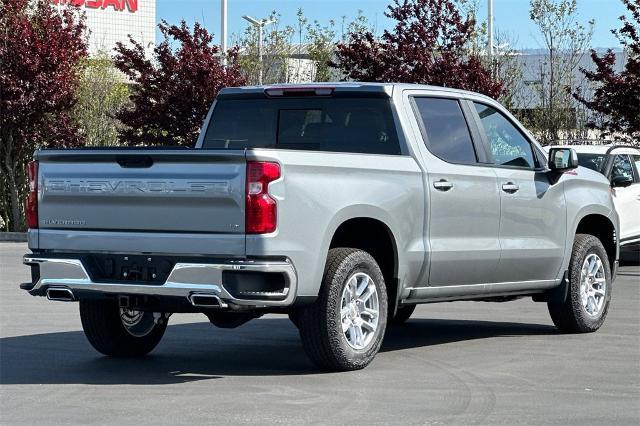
52;0;138;13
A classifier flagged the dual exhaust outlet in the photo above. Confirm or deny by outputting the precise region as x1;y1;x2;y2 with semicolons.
188;293;228;308
45;287;227;308
46;287;75;302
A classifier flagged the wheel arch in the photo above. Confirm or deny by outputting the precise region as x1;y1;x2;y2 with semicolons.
573;213;618;274
326;216;400;315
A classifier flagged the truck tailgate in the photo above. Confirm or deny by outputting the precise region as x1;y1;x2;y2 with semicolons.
34;149;246;255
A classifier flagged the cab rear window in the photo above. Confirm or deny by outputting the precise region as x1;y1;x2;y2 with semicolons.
202;98;401;155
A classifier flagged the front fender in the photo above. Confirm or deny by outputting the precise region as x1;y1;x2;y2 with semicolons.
558;168;618;277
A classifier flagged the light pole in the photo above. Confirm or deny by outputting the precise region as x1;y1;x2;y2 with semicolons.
221;0;227;66
487;0;493;59
242;15;276;85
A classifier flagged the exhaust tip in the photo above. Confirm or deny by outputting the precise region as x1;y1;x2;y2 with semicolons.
189;293;227;308
46;287;75;302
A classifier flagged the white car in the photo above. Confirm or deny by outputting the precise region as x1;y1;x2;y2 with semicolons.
547;144;640;249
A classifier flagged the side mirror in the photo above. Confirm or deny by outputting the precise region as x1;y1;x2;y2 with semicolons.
548;148;579;172
612;175;633;188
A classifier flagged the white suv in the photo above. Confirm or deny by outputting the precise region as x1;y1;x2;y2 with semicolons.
548;144;640;249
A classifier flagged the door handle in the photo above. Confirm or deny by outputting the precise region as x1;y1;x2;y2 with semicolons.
502;182;519;193
433;179;453;191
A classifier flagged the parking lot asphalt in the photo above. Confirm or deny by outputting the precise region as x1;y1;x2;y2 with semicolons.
1;242;639;425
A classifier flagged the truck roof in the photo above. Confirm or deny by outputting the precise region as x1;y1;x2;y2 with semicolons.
218;82;495;102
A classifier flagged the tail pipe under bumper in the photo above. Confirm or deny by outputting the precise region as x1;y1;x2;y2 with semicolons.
46;287;75;302
22;256;297;308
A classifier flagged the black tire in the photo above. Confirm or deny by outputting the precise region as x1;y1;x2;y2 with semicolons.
298;248;388;371
79;299;167;357
390;304;416;325
548;234;612;333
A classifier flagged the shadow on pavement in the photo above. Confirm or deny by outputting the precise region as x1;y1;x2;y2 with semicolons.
382;318;556;352
0;317;557;385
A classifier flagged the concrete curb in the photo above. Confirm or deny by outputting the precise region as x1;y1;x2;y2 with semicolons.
0;232;27;242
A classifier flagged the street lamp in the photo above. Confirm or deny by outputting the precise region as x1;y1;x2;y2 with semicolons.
487;0;493;58
221;0;227;66
242;15;276;85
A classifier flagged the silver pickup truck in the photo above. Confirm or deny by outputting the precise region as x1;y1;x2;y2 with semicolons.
22;83;620;371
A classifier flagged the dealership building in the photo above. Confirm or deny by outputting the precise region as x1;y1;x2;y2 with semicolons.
54;0;156;57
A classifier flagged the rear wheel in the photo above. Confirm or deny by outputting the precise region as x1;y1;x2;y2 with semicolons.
298;248;388;371
79;299;167;357
548;234;612;333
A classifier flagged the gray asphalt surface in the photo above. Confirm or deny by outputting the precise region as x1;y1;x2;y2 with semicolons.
1;242;639;425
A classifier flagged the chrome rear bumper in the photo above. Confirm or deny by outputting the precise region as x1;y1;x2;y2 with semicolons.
23;256;297;307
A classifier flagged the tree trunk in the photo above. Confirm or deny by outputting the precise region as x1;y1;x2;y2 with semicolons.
7;172;23;232
1;129;26;232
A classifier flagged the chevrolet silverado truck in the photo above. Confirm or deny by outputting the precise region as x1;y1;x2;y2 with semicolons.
22;83;620;371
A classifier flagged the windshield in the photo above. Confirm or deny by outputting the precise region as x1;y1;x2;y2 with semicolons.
202;97;401;155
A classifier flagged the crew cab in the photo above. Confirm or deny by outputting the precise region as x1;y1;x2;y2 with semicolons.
22;83;619;371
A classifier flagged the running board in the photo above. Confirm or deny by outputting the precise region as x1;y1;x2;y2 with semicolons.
404;279;559;303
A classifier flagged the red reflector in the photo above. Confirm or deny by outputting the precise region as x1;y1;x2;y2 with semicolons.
246;161;280;234
26;160;38;229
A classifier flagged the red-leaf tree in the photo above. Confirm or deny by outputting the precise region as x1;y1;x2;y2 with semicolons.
114;21;246;146
574;0;640;141
331;0;504;99
0;0;88;231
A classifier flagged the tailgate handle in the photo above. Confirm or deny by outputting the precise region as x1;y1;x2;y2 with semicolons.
117;156;153;168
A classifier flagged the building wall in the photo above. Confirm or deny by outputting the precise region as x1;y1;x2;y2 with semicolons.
54;0;155;58
512;51;628;109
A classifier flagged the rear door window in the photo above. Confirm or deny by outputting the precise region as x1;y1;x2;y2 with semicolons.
202;98;401;155
412;97;477;164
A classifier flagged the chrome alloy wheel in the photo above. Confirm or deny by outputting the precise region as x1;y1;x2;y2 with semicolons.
340;272;380;350
580;253;607;317
119;308;156;337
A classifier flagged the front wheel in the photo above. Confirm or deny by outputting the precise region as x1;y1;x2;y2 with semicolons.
298;248;388;371
79;299;168;357
548;234;612;333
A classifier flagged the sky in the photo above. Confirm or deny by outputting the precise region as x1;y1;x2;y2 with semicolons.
156;0;629;50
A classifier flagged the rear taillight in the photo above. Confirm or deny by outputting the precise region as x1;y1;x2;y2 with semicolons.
246;161;280;234
26;160;38;229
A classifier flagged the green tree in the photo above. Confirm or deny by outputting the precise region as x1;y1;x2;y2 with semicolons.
529;0;594;143
235;12;295;84
72;53;129;146
460;0;525;110
306;18;337;82
235;10;360;83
